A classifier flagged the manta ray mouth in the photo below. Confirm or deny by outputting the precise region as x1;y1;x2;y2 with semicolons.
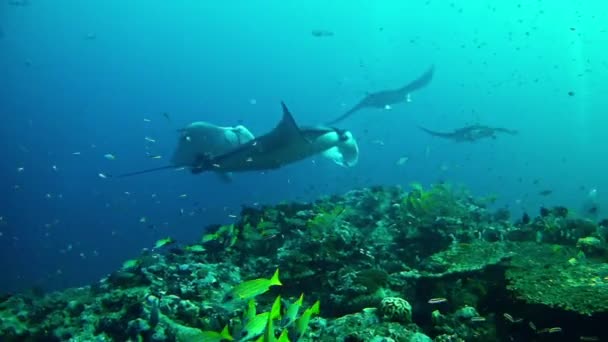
328;128;349;141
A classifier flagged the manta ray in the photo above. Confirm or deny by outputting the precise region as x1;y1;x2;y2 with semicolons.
327;65;435;125
190;102;359;174
418;124;518;142
118;121;256;180
118;102;358;177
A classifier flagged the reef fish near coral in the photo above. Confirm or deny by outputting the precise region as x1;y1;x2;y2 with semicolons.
226;268;282;302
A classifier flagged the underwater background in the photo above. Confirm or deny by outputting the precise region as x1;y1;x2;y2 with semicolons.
1;0;607;298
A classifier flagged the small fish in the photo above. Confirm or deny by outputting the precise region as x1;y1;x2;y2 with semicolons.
539;189;553;196
311;29;334;37
185;245;206;253
276;330;289;342
104;153;116;160
154;237;175;249
139;217;147;223
72;152;81;155
143;118;151;122
427;297;448;304
144;136;156;143
202;232;219;242
17;167;24;172
470;316;486;322
243;299;256;323
226;268;282;301
547;327;562;333
51;165;58;171
149;155;163;159
178;194;188;198
579;336;600;341
122;259;140;269
241;312;272;341
282;293;304;327
295;300;320;339
396;156;409;165
197;325;233;342
162;112;171;122
263;295;282;342
503;313;522;323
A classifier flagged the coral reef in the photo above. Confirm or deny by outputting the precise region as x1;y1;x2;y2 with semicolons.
1;184;608;341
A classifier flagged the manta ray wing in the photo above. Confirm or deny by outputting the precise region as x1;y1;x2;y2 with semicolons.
203;102;311;171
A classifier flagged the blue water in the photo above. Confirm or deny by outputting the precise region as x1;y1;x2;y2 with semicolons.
1;1;606;293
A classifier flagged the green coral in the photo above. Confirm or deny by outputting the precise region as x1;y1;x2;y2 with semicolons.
403;183;471;222
306;204;346;234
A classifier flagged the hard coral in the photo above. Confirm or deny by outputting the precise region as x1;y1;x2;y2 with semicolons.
379;297;412;323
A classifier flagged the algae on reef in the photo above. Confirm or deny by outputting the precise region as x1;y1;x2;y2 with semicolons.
1;184;608;341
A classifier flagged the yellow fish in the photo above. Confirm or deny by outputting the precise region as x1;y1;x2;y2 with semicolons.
249;296;281;342
295;300;320;339
226;269;282;301
122;259;140;269
197;325;233;342
154;237;175;249
264;295;282;342
281;293;304;327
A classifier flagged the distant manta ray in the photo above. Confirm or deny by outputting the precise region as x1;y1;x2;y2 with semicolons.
418;124;518;142
118;102;359;177
327;65;435;125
